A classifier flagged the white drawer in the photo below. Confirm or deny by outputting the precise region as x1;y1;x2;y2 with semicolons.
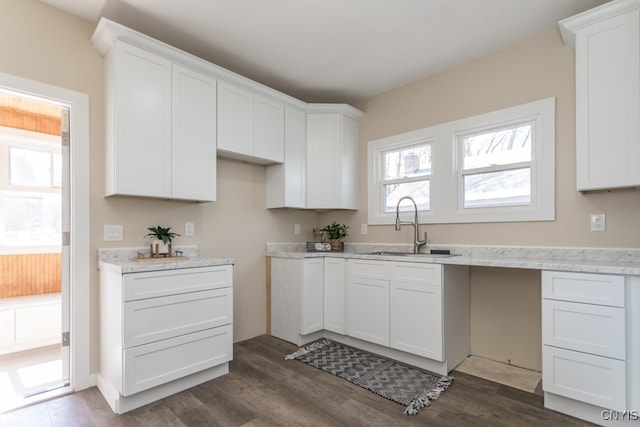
542;271;624;307
390;262;441;284
123;265;232;301
348;259;389;279
122;324;232;396
542;299;625;359
123;287;233;348
543;345;626;411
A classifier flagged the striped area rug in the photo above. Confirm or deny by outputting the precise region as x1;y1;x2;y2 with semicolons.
286;339;453;415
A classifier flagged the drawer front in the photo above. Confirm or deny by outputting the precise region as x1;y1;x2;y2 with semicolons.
543;345;626;411
391;262;441;284
348;259;389;280
123;265;232;301
123;287;233;348
122;324;232;396
542;271;624;307
542;300;625;359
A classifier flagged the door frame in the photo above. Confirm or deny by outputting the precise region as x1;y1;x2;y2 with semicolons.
0;71;92;390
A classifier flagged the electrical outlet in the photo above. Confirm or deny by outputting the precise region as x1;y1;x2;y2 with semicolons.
185;222;194;236
361;223;368;235
104;224;123;241
590;214;606;232
294;224;301;235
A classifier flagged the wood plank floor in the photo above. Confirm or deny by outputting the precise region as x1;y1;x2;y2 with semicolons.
0;335;595;426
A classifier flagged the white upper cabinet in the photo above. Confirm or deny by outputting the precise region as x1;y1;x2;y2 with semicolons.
560;0;640;191
93;20;217;202
266;105;306;208
217;80;285;164
109;41;173;199
305;104;362;210
171;64;217;201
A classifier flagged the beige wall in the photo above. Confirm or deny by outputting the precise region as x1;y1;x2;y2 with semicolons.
319;27;640;371
0;0;319;374
5;0;639;375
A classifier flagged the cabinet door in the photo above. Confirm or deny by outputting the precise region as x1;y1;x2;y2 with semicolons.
266;105;306;208
123;266;232;302
171;64;217;201
575;8;640;190
306;114;341;209
323;258;346;334
302;258;324;335
543;345;626;411
123;325;232;396
270;258;302;344
347;276;389;346
254;94;284;163
390;263;443;360
123;287;232;348
112;41;172;198
542;299;625;360
217;81;253;157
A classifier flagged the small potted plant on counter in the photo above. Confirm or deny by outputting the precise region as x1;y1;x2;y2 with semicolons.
321;221;349;252
145;225;180;257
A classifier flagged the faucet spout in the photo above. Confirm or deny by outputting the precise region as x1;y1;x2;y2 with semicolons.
395;196;427;253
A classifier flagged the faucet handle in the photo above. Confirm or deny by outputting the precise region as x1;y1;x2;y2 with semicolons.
420;231;427;245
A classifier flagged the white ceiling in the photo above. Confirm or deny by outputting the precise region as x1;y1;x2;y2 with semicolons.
41;0;608;103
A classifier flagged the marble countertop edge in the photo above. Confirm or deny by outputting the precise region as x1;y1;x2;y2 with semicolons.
264;242;640;275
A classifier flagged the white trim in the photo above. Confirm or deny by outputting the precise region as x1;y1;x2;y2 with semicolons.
368;97;555;225
0;72;92;391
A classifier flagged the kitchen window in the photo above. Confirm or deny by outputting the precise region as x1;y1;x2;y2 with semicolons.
458;122;533;209
368;97;555;225
381;142;431;213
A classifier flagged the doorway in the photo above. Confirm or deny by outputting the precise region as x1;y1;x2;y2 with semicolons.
0;91;69;411
0;71;91;408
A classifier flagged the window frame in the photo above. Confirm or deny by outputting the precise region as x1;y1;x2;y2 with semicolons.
368;97;555;225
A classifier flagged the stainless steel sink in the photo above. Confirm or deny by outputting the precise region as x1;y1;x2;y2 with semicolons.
361;251;460;258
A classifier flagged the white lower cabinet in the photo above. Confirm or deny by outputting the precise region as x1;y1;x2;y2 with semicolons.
347;259;469;369
348;276;390;346
542;270;631;417
390;263;443;360
323;257;346;334
270;257;323;345
98;264;233;413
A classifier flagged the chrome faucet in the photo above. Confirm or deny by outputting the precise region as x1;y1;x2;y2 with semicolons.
395;196;427;254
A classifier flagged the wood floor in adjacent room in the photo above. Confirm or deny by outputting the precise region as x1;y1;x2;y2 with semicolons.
0;335;594;427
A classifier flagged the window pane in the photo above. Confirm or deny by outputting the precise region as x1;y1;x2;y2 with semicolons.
462;124;531;170
1;193;61;246
463;168;530;208
384;144;431;180
384;180;430;212
9;147;52;187
53;153;62;187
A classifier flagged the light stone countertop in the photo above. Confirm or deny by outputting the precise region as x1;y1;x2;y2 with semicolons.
265;242;640;276
98;246;234;274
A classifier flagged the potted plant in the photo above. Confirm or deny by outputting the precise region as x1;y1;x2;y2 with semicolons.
145;225;180;257
320;221;349;252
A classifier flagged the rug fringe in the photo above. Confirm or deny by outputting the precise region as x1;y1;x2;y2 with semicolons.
403;375;454;415
285;339;332;360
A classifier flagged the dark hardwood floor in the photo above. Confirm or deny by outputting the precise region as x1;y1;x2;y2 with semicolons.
0;335;594;426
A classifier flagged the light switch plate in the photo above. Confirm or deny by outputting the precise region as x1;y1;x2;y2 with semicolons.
185;222;195;236
104;224;123;241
